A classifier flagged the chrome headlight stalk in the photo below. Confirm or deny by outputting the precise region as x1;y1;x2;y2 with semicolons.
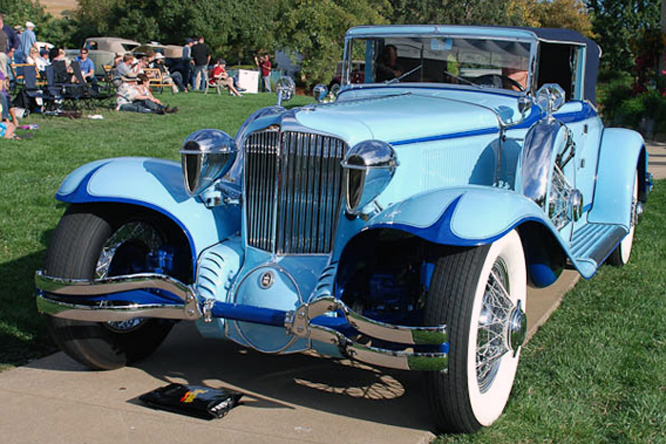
341;140;398;215
180;129;237;197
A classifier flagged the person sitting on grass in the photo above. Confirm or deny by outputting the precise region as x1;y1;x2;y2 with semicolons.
116;74;178;114
0;119;18;140
208;59;242;97
0;70;20;126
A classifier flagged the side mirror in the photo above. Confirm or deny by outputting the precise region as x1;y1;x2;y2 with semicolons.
517;95;532;119
276;76;295;106
313;84;328;102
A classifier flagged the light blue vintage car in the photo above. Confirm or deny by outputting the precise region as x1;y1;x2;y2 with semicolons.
36;25;651;433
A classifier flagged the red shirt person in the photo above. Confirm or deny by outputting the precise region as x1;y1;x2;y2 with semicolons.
254;54;272;92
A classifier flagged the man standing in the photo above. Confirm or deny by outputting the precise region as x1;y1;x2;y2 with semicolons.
190;36;210;91
0;14;19;76
254;54;272;92
75;47;99;92
17;21;36;64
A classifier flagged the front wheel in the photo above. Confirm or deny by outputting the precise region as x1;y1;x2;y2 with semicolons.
424;230;527;433
44;205;189;370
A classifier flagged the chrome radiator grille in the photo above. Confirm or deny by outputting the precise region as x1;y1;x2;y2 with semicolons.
244;130;348;254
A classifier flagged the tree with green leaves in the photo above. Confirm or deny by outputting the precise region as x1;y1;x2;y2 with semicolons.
274;0;391;86
388;0;522;26
71;0;279;65
0;0;46;26
587;0;661;72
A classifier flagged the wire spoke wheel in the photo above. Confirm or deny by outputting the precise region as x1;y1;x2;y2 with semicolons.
44;205;184;370
98;221;163;332
425;230;527;433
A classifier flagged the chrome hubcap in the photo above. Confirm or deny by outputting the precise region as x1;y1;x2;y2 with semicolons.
476;259;525;393
507;301;527;356
97;221;162;332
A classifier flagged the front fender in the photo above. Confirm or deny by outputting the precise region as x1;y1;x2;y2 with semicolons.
364;186;557;246
55;157;241;261
359;186;577;286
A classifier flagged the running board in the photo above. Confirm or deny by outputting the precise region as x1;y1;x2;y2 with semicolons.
571;223;627;274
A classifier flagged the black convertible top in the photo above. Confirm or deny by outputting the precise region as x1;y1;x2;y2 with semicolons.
527;28;601;105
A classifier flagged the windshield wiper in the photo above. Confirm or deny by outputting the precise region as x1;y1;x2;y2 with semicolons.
386;64;423;85
443;70;481;88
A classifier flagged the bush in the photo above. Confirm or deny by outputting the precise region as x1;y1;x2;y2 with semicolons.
598;73;666;136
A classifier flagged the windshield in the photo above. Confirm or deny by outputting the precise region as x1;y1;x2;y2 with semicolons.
344;36;533;92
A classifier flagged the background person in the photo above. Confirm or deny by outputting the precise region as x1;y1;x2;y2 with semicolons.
116;73;177;114
74;47;99;92
254;54;271;92
209;58;242;96
375;44;403;82
0;13;20;77
153;53;186;93
0;118;17;140
16;21;36;64
190;36;210;91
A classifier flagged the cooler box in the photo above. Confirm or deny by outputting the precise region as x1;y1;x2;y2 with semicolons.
237;69;259;94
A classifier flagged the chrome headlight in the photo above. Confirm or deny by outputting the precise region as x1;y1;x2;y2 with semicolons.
180;129;237;196
341;140;398;214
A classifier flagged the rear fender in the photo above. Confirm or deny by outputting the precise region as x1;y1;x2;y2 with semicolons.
55;157;241;264
588;128;646;227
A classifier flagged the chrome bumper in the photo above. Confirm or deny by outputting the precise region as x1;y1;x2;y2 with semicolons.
35;270;202;321
35;271;448;372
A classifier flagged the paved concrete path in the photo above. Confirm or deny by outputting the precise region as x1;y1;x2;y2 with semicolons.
0;142;660;444
647;141;666;180
0;271;578;444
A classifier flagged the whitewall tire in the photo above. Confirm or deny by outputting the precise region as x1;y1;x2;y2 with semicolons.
425;230;527;433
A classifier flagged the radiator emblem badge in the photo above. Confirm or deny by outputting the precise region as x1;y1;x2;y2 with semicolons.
260;271;274;289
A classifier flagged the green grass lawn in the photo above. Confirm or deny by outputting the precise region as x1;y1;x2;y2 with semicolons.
1;91;664;442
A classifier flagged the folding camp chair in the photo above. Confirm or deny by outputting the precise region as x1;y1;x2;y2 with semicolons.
9;63;31;93
143;68;175;94
46;62;83;110
70;61;113;108
15;66;50;113
101;64;117;95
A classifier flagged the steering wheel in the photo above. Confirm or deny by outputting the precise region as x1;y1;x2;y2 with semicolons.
474;74;525;92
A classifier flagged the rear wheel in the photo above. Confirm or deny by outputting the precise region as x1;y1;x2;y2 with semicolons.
424;230;527;433
607;172;638;266
45;205;188;370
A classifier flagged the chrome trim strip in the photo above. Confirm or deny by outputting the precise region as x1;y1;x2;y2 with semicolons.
36;294;193;322
286;295;447;346
35;270;201;320
308;324;447;372
35;270;193;301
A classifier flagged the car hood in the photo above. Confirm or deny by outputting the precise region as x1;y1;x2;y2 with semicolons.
295;90;509;146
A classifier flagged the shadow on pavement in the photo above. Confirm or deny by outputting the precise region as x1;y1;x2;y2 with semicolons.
26;321;434;431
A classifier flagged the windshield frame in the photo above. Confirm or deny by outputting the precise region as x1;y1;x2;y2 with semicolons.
342;28;538;95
